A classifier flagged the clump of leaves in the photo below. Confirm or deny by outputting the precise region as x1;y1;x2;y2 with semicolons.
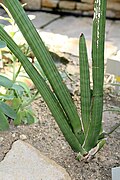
0;33;38;131
0;71;38;130
0;4;46;130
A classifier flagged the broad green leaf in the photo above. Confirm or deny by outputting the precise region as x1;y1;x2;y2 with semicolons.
12;98;21;110
0;40;6;48
16;81;31;97
0;93;14;100
14;111;22;125
25;110;35;124
12;83;24;96
0;75;13;88
0;101;17;119
0;109;9;131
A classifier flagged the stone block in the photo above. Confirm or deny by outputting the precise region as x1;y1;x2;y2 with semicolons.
106;10;116;18
81;0;94;4
59;1;76;10
76;2;93;11
107;2;120;11
0;140;71;180
42;0;59;8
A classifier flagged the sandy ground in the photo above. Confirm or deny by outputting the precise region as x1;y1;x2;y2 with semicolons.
0;93;120;180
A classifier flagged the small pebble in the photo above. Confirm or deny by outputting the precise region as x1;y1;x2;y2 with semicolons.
20;134;27;140
12;133;16;138
0;137;4;142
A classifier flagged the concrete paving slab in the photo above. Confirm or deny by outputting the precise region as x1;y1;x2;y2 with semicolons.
0;9;60;28
0;7;119;57
0;7;5;16
43;16;93;39
106;38;120;50
0;140;71;180
0;9;10;26
112;167;120;180
106;20;113;34
26;11;60;28
106;57;120;76
43;16;114;40
107;20;120;39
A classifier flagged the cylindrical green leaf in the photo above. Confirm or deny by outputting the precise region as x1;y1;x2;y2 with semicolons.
79;34;91;135
83;0;107;151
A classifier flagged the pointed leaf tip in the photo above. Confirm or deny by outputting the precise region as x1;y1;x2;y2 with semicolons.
80;33;84;37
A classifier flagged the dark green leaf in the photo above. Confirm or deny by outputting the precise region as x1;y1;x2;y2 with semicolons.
0;40;6;48
0;109;9;131
17;81;31;97
14;111;22;126
12;83;24;97
25;110;35;124
0;101;17;119
12;98;21;110
12;83;24;92
0;75;13;88
0;93;14;100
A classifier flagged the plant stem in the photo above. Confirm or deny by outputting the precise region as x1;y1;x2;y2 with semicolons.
104;109;120;112
107;122;120;135
14;64;22;81
21;90;39;109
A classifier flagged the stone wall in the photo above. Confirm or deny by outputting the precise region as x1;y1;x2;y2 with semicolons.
21;0;120;18
0;0;120;18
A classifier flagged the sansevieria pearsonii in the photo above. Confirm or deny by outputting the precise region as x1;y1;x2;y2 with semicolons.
0;0;107;159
